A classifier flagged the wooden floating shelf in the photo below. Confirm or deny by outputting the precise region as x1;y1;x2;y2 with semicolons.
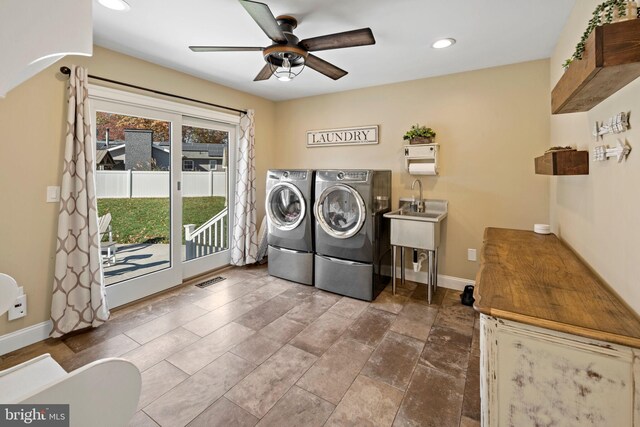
535;150;589;175
552;18;640;114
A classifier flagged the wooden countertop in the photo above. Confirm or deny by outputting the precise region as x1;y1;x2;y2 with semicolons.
474;227;640;348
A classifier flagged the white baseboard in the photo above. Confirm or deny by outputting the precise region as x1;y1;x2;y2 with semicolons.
394;267;474;291
0;320;52;356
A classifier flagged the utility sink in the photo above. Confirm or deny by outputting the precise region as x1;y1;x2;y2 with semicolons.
384;199;448;250
385;210;445;222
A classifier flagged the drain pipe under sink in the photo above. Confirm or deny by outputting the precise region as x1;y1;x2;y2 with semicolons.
412;249;428;272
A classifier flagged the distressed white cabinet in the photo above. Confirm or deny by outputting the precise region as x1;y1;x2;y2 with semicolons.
480;314;639;426
474;228;640;427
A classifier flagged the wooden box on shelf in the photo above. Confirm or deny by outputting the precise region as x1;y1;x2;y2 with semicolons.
552;18;640;114
409;137;433;145
534;150;589;175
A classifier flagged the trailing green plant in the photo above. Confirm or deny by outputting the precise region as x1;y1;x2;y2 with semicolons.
403;124;436;141
563;0;629;68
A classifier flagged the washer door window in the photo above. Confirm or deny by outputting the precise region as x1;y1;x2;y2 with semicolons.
267;182;306;231
315;184;366;239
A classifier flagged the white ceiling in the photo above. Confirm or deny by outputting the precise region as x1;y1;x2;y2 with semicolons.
93;0;576;102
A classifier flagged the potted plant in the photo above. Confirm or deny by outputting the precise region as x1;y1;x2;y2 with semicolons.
403;124;436;145
562;0;638;70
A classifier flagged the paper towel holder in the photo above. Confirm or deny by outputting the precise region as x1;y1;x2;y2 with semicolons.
404;143;439;175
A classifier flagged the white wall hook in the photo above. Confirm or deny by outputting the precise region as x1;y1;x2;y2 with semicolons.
594;112;629;140
614;139;632;163
593;139;631;163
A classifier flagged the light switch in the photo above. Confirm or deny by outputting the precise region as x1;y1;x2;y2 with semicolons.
46;186;60;203
468;248;477;262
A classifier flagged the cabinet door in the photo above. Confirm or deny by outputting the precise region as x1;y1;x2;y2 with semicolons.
481;315;635;427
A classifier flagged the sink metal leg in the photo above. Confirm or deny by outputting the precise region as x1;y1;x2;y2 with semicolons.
427;250;434;304
400;247;405;287
434;247;439;291
391;245;397;296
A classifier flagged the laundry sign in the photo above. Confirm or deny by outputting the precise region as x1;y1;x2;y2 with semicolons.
307;125;379;147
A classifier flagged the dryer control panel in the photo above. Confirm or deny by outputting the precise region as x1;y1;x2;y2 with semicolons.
268;170;309;181
336;171;369;181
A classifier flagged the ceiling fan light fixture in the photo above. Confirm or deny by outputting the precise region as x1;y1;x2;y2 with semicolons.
432;38;456;49
270;56;305;82
98;0;131;11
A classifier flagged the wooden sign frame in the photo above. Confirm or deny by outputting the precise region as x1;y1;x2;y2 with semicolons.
306;125;379;147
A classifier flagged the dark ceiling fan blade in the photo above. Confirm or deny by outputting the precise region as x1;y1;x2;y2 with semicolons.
299;28;375;52
239;0;287;43
189;46;264;52
305;54;348;80
254;63;273;81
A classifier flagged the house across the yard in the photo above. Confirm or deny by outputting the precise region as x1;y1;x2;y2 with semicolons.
96;128;227;171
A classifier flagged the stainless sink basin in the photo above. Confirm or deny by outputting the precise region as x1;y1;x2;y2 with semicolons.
384;199;448;250
384;209;446;222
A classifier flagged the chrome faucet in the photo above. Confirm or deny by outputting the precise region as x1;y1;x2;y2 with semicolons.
411;179;424;212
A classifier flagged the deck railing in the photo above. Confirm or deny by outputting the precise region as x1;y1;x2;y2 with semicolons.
184;207;228;260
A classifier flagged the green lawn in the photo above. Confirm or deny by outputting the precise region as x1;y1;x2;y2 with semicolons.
97;196;226;244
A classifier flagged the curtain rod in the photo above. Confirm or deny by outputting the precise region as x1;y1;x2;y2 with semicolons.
59;66;247;115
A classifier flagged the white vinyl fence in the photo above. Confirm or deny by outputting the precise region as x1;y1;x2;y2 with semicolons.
96;170;227;198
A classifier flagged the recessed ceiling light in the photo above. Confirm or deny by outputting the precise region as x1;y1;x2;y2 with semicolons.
432;38;456;49
98;0;131;11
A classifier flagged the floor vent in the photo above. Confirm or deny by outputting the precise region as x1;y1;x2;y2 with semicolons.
195;276;226;288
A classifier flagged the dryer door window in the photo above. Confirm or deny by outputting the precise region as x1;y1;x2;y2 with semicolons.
315;184;366;239
267;182;306;231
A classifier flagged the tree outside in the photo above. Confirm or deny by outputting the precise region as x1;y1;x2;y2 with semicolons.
96;111;228;144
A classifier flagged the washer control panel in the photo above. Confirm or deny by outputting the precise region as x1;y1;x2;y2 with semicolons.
282;171;307;180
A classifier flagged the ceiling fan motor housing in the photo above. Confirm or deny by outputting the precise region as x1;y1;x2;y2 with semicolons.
264;16;306;67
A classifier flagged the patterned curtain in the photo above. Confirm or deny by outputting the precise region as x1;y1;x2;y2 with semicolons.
230;109;258;266
50;66;109;338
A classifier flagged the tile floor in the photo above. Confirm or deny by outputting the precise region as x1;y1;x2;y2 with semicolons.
0;265;481;427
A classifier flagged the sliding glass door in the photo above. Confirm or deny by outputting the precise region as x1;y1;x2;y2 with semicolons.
90;87;237;308
94;110;174;286
181;117;235;279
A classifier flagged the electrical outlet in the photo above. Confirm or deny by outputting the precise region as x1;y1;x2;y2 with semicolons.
468;248;477;262
8;290;27;320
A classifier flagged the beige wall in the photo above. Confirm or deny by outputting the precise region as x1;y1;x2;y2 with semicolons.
274;60;551;281
0;48;554;338
550;1;640;315
0;46;276;335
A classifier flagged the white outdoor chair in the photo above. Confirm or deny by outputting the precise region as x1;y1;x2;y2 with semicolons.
98;212;117;265
0;274;141;427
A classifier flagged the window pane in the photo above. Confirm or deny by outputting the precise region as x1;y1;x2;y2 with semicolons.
182;124;229;261
95;111;172;285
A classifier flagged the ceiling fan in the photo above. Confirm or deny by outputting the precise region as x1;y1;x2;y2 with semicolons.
189;0;376;82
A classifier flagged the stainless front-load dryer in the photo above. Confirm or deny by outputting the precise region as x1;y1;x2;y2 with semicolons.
314;170;392;300
266;169;314;285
